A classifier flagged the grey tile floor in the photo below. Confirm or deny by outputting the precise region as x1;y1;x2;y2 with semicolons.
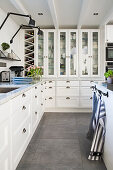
16;112;107;170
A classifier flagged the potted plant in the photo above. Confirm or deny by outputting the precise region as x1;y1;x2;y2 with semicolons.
104;70;113;84
1;42;10;57
27;65;43;81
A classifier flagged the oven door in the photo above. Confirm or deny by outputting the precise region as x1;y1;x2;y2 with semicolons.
106;47;113;61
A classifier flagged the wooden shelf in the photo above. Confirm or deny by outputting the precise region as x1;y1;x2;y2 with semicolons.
0;50;21;61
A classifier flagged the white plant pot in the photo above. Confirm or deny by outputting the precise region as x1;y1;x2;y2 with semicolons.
107;77;113;84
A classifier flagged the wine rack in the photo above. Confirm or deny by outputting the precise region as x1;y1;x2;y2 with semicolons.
24;29;35;75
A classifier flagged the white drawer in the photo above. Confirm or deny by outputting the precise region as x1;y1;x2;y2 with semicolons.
12;104;30;132
0;120;10;155
0;102;10;123
12;116;31;169
80;81;91;87
45;86;55;97
56;87;79;97
56;80;79;87
45;80;55;86
45;96;55;108
80;87;92;96
56;97;79;108
79;97;92;108
11;89;32;114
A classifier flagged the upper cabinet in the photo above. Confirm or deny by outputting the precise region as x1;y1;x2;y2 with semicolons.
80;29;100;77
106;25;113;43
37;30;56;77
24;29;100;78
58;30;78;77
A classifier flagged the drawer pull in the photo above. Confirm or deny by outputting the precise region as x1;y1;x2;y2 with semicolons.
90;80;94;83
41;103;43;106
22;93;26;97
35;86;37;89
23;128;26;133
35;96;37;98
49;81;52;83
35;112;37;115
45;98;47;100
41;83;43;85
90;97;93;100
22;106;26;110
45;87;47;89
66;86;70;88
44;82;46;84
49;97;53;99
66;97;70;99
66;81;70;83
41;90;43;92
49;87;52;89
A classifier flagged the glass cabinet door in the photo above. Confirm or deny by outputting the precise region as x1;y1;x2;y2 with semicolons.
38;32;44;75
60;32;67;76
47;32;55;76
69;31;78;76
91;31;99;76
80;31;90;76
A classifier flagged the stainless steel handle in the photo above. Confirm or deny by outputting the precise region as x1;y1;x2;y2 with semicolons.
66;97;70;99
49;87;52;89
35;86;37;89
66;86;70;88
35;112;37;115
22;93;26;97
23;128;26;133
49;97;53;99
35;96;37;98
22;106;26;110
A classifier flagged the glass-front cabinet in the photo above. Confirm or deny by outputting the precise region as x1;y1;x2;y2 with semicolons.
80;30;100;77
58;30;78;77
47;31;56;76
69;30;78;77
37;30;56;77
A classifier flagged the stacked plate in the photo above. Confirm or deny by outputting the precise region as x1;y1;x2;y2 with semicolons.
12;77;33;84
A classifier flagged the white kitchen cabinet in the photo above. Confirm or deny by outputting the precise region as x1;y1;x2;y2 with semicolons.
58;29;78;77
0;102;11;170
106;25;113;42
80;29;100;77
37;30;56;77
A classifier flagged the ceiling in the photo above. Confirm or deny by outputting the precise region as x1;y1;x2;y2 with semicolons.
1;0;113;28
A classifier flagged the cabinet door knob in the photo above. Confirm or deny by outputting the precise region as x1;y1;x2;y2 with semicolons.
35;96;37;98
49;87;52;89
49;97;53;99
41;83;43;85
22;93;26;97
45;98;47;100
35;86;37;89
44;82;46;84
49;81;52;83
41;90;43;92
66;81;70;83
90;80;94;83
41;103;43;106
66;97;70;99
66;86;70;88
35;112;37;115
22;106;26;110
23;128;26;133
90;97;93;100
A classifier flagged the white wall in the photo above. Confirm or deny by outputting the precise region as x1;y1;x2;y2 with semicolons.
0;8;24;72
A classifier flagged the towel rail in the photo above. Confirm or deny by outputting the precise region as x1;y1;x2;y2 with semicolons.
90;85;109;97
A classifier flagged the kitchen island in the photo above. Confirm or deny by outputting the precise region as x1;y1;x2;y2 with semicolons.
93;82;113;170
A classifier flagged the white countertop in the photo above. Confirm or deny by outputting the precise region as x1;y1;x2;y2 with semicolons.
0;81;42;105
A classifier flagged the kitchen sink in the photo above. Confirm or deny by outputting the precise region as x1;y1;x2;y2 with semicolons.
0;87;19;93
